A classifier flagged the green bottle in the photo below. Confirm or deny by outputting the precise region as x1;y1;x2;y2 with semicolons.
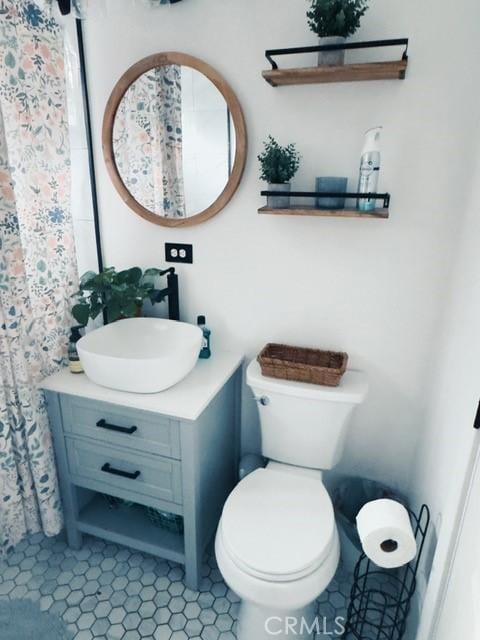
197;316;211;359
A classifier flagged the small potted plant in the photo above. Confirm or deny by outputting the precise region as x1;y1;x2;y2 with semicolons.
258;136;301;209
72;266;167;327
307;0;369;66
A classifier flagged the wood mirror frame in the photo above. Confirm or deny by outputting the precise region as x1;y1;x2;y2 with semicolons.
102;52;247;228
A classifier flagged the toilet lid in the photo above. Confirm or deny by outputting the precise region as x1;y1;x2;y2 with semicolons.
220;468;336;582
247;359;369;404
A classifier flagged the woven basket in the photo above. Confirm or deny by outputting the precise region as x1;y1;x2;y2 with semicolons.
257;343;348;387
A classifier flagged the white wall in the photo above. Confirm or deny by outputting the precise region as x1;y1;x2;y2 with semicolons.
81;0;480;490
409;148;480;638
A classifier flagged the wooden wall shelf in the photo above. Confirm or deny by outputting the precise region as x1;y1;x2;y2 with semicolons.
263;59;408;87
263;38;409;87
258;206;389;218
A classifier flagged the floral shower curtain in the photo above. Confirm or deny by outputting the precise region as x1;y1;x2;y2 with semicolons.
0;1;77;553
113;65;186;219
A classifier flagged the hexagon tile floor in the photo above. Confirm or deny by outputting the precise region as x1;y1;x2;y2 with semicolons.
0;532;351;639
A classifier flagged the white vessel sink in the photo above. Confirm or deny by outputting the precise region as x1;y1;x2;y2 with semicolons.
77;318;203;394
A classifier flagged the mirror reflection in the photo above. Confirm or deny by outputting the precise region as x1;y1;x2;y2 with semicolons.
112;64;235;219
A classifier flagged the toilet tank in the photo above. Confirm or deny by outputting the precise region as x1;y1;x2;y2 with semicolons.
247;359;368;470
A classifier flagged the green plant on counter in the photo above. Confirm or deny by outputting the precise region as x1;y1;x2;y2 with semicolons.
72;267;167;326
307;0;369;38
258;136;301;184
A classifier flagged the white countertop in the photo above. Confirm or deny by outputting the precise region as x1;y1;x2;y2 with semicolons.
40;352;244;421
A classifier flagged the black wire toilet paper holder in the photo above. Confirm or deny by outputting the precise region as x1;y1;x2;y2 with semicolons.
342;504;430;640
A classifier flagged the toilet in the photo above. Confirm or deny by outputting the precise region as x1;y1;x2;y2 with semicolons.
215;358;368;640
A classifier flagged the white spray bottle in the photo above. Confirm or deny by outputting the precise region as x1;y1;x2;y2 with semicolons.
357;126;382;212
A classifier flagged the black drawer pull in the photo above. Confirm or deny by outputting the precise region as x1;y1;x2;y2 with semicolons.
101;463;141;480
96;419;137;435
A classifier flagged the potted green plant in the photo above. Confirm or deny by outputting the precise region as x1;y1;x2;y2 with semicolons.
307;0;369;66
258;136;301;209
72;266;168;327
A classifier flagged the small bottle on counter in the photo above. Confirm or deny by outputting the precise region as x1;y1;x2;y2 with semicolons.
197;315;211;359
68;326;84;374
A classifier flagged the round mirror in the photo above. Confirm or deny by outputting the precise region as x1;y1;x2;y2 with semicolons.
103;53;247;227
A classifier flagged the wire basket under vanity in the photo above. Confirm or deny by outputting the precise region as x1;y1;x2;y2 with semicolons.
146;507;184;534
342;504;430;640
101;493;133;510
101;494;184;535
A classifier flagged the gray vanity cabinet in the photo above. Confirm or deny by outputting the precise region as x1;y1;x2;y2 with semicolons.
42;354;242;590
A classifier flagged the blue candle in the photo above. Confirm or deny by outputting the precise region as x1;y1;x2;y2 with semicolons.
315;177;348;209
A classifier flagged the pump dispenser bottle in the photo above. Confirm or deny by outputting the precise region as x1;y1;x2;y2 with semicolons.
357;126;382;212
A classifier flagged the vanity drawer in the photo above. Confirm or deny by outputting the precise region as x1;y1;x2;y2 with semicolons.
60;396;180;460
66;437;183;505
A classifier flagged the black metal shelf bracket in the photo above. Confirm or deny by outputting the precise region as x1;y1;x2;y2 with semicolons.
265;38;409;71
261;191;391;209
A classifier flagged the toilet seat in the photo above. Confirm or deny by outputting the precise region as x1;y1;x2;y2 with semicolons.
220;467;336;583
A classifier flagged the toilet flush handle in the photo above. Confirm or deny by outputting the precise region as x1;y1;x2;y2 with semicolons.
254;395;270;406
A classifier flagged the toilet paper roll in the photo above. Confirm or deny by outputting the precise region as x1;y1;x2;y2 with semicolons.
356;499;417;569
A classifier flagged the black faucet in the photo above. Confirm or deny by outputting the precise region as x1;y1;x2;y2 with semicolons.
155;268;180;321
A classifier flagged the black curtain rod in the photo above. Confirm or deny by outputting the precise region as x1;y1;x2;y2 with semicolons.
75;18;104;273
56;0;184;13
